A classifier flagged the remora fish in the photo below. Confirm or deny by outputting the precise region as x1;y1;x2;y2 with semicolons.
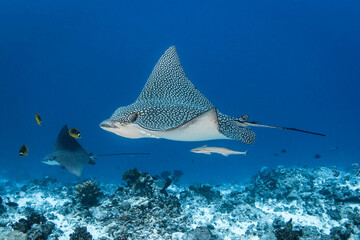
190;145;247;157
100;46;325;144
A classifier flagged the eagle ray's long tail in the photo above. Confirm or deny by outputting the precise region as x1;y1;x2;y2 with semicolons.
235;120;325;136
95;153;150;157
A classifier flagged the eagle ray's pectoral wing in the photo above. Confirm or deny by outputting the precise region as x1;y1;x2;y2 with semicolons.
136;46;214;110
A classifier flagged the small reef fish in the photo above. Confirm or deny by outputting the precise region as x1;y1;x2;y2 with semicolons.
281;149;287;153
69;128;81;138
357;170;360;177
314;154;321;159
35;113;42;126
333;171;340;177
190;145;247;157
344;175;350;181
19;144;28;157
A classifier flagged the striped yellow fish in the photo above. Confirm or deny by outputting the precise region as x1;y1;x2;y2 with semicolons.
19;144;29;157
69;128;81;138
35;113;42;126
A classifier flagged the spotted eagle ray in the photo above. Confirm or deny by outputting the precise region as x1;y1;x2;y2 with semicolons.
43;125;149;177
100;46;324;144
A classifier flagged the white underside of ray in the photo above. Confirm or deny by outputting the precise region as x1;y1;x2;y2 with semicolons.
42;159;61;166
100;46;258;143
106;109;229;141
147;108;229;141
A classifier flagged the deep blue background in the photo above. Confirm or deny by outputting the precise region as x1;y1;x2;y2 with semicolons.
1;0;359;184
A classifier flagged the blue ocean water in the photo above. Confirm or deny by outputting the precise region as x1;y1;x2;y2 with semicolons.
0;0;359;184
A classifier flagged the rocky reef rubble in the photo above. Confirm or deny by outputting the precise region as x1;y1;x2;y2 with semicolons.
160;170;184;184
69;226;93;240
0;166;359;239
75;180;103;208
181;166;360;239
0;196;5;215
11;211;55;240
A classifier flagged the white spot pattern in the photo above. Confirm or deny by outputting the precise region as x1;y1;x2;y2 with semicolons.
108;46;255;144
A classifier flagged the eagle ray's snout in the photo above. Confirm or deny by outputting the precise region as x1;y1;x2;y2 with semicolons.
99;119;116;129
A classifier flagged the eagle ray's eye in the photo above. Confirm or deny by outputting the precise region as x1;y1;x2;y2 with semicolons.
129;112;138;123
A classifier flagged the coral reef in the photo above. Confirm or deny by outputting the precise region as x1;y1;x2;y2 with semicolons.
93;169;185;238
160;169;184;184
11;212;54;239
27;221;55;240
250;166;316;201
5;197;19;207
172;170;184;183
69;226;93;240
274;218;300;240
0;229;26;240
0;196;5;215
28;212;47;225
0;166;360;239
75;180;103;207
160;177;172;196
31;176;57;187
122;168;156;196
188;184;221;202
182;226;216;240
12;218;32;233
12;212;46;233
160;170;171;179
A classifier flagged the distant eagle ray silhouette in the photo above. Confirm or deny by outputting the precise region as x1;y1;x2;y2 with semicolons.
42;125;149;176
100;46;324;144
